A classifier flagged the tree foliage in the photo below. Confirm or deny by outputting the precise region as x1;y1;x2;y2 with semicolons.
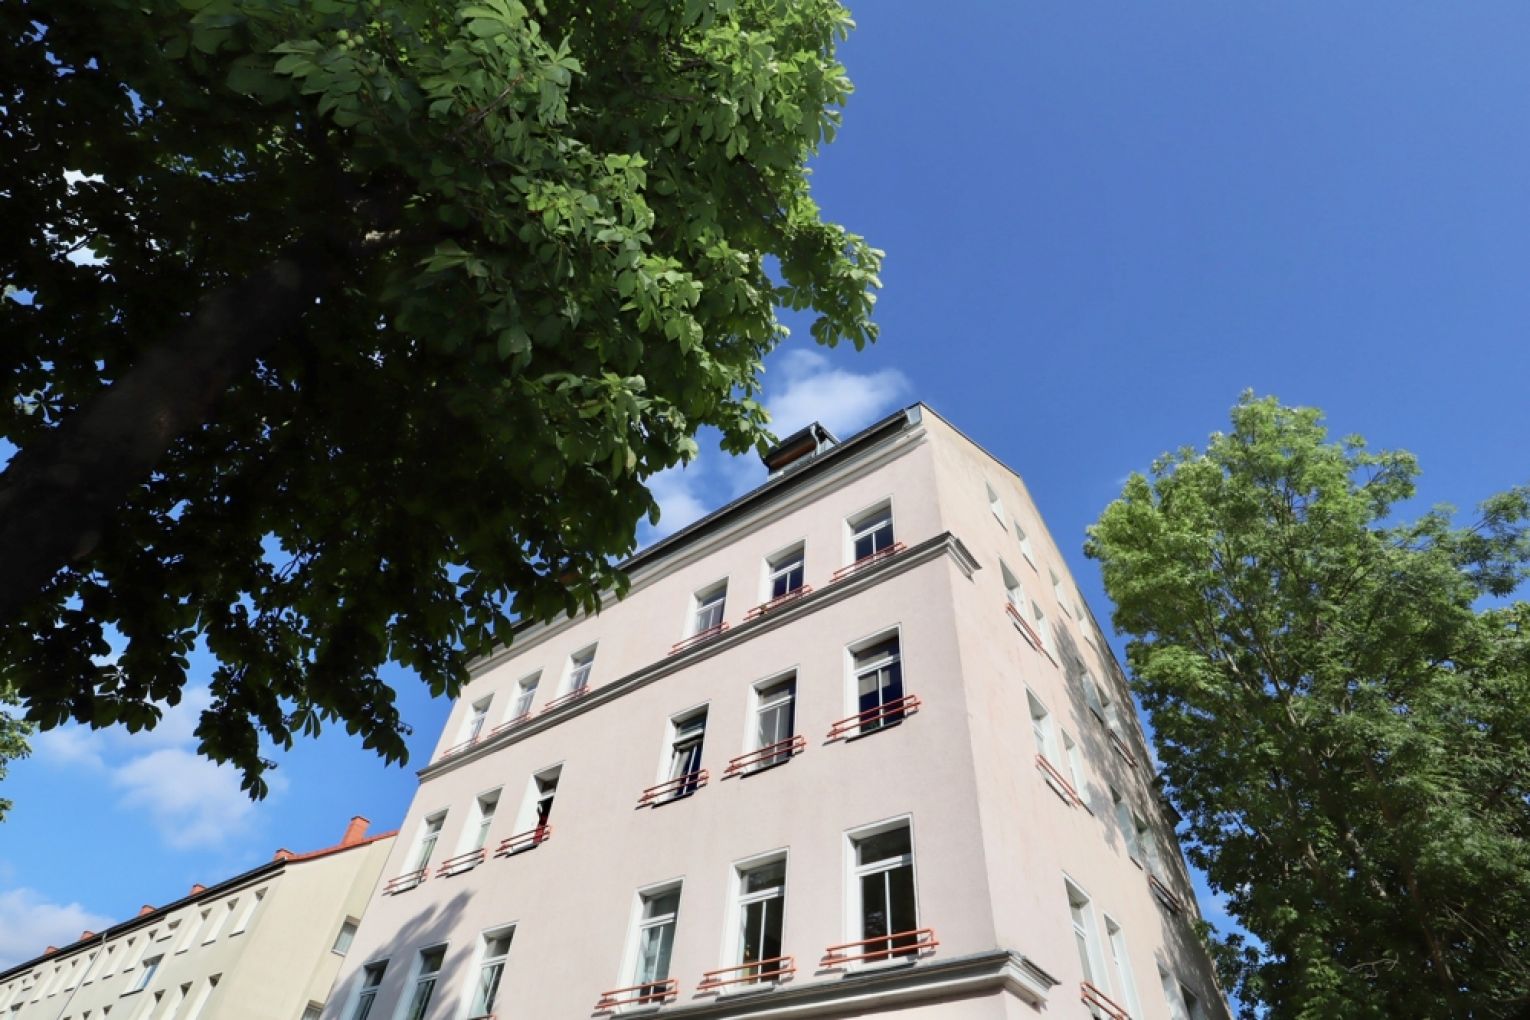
1086;395;1530;1019
0;688;29;823
0;0;879;793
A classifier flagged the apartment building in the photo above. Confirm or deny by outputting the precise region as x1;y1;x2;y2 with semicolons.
0;818;394;1020
324;404;1231;1020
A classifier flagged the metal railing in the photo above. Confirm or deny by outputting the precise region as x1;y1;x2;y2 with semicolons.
1148;873;1184;915
1035;753;1085;807
594;979;677;1011
539;686;591;714
821;928;938;967
381;868;428;895
637;769;709;807
696;956;796;992
435;848;485;878
743;586;814;620
1004;601;1045;650
494;825;551;857
669;623;729;656
829;542;907;583
1082;980;1133;1020
1109;729;1139;767
488;712;530;737
826;694;922;741
723;735;806;777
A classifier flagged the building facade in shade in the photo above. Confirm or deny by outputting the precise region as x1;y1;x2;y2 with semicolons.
324;405;1232;1020
0;817;394;1020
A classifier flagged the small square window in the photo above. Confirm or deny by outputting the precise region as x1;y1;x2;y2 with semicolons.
848;505;894;563
566;647;596;694
691;582;727;635
332;920;359;955
766;545;806;601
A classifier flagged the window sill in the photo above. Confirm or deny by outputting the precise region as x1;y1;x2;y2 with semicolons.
121;989;144;998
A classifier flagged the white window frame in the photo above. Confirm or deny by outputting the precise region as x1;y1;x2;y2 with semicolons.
843;817;920;966
1032;602;1057;658
846;628;907;735
1027;689;1059;763
1111;788;1143;864
1013;520;1036;566
332;918;360;956
130;955;161;993
845;500;894;564
159;982;189;1020
394;945;447;1020
1050;568;1071;616
410;812;447;873
728;851;788;978
985;481;1006;522
513;764;561;836
1062;730;1092;808
203;902;234;944
229;888;265;935
462;788;501;854
689;581;728;636
99;944;120;979
657;707;708;800
347;962;386;1020
1001;561;1025;613
564;646;596;696
509;671;541;722
177;911;206;953
1104;916;1143;1019
763;542;806;602
749;671;797;760
621;882;683;996
462;925;514;1020
1065;878;1107;990
460;696;492;745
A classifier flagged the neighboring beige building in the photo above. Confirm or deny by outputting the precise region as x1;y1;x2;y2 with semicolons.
325;405;1232;1020
0;818;394;1020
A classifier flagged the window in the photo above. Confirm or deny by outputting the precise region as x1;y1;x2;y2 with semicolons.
1050;569;1070;615
468;790;500;852
1182;986;1208;1020
511;672;540;720
123;933;151;972
849;504;894;562
1104;918;1142;1018
158;923;178;944
301;1005;323;1020
852;635;905;733
332;920;359;955
766;545;805;600
461;697;491;744
1032;602;1057;658
735;857;786;981
203;902;233;944
1062;731;1091;807
850;823;918;960
1081;672;1106;720
530;767;559;832
664;709;707;799
229;890;264;935
178;912;206;953
986;482;1006;521
402;947;445;1020
1159;968;1206;1020
412;814;446;872
468;929;513;1019
1135;814;1164;876
1013;520;1035;564
753;675;796;764
1027;690;1058;763
691;582;727;635
185;975;219;1020
1001;561;1025;612
631;887;681;996
74;953;99;988
1065;881;1105;988
566;647;596;695
99;945;120;979
131;957;161;993
159;984;188;1020
350;963;385;1020
1112;788;1142;863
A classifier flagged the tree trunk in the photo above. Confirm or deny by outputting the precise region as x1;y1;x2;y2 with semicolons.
0;247;326;622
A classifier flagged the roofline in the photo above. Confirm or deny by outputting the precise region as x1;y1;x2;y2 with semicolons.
466;404;924;671
0;829;396;981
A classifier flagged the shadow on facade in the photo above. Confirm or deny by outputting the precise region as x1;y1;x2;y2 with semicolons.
324;889;475;1018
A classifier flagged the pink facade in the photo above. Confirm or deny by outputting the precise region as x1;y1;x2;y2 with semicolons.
324;406;1230;1020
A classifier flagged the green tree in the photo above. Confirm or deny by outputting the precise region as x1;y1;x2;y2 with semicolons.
0;687;29;822
0;0;879;793
1086;395;1530;1019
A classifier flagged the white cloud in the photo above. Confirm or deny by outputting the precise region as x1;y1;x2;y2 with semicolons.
0;888;113;969
645;463;713;539
31;687;278;852
765;348;912;439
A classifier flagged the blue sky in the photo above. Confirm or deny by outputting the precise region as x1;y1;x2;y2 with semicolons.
5;1;1530;970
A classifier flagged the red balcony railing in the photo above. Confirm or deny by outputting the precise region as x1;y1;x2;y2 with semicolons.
826;694;922;741
637;769;709;807
1004;601;1044;650
829;543;907;583
669;623;729;656
494;825;551;857
1035;753;1085;807
594;979;677;1011
539;686;591;714
723;735;806;777
382;868;427;895
696;956;796;992
821;928;938;967
438;735;482;760
1109;729;1139;768
435;848;485;878
1082;981;1133;1020
1148;873;1185;915
488;712;530;737
744;586;814;620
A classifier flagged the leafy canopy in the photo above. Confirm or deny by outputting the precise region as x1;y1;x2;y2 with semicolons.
1086;394;1530;1019
0;0;880;794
